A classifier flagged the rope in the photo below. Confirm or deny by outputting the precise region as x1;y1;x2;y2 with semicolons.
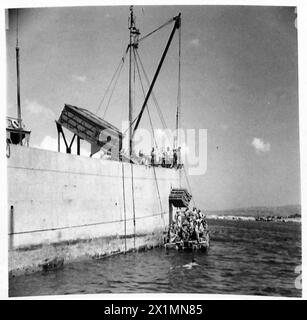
121;32;175;139
122;111;139;137
138;18;173;43
177;24;182;187
102;57;126;119
130;163;136;249
133;43;136;122
102;56;126;118
133;48;158;149
121;162;127;253
135;51;175;150
121;51;163;139
16;9;19;47
134;48;165;227
146;108;158;150
135;50;168;131
152;165;165;227
176;22;181;148
183;165;196;208
95;45;129;116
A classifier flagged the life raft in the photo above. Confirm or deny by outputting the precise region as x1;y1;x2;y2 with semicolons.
165;233;210;252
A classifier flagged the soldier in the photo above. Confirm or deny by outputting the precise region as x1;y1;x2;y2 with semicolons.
151;147;155;166
161;147;166;167
177;146;182;168
173;148;178;168
139;149;145;164
166;146;172;168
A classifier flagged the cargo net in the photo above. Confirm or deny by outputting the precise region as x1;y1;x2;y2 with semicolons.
167;207;209;249
169;188;192;208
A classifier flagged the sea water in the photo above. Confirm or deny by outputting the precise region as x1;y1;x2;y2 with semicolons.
9;219;301;297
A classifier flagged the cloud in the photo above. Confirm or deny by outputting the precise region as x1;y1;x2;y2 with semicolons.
220;124;229;131
189;38;200;47
251;137;271;154
32;135;88;155
25;100;55;120
32;135;58;151
72;74;87;82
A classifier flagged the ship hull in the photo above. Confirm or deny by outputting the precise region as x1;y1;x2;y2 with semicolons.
7;145;180;275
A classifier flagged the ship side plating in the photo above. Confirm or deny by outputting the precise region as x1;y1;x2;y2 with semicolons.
8;145;180;275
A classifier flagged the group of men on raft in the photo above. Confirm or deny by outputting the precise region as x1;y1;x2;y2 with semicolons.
167;207;209;244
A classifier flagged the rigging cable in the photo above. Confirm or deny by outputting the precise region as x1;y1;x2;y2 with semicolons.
130;163;136;249
177;21;182;187
16;9;18;47
138;18;173;43
102;54;127;119
121;15;179;144
133;48;158;149
121;108;140;137
135;54;165;226
183;165;196;208
95;45;129;116
121;162;127;253
121;47;175;139
176;20;181;148
133;43;136;125
134;48;165;225
135;50;168;131
153;164;165;226
135;50;175;147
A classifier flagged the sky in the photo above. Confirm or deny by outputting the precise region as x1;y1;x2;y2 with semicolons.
6;5;300;210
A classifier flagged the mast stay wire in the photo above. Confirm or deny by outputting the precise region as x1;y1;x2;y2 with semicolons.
138;18;174;43
135;50;176;149
95;45;129;116
177;21;182;187
133;48;158;150
135;50;176;148
183;165;196;208
118;14;181;143
133;42;136;124
16;9;19;47
134;50;165;225
183;166;196;207
102;58;126;119
122;109;139;137
134;50;168;132
176;20;181;148
121;38;173;137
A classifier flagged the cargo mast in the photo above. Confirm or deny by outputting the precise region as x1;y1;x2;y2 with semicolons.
128;6;140;161
16;9;22;144
128;6;133;160
127;8;181;159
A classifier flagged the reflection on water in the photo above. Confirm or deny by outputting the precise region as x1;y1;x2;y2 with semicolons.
9;219;301;297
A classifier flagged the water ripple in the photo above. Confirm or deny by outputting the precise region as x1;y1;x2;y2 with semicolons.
9;219;301;297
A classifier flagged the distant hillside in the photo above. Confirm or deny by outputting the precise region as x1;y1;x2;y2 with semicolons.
207;205;301;218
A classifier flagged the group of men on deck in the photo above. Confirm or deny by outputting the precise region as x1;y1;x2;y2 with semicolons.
168;207;209;244
138;146;182;168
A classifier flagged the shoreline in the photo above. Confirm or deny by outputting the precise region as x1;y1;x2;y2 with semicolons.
206;215;301;223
